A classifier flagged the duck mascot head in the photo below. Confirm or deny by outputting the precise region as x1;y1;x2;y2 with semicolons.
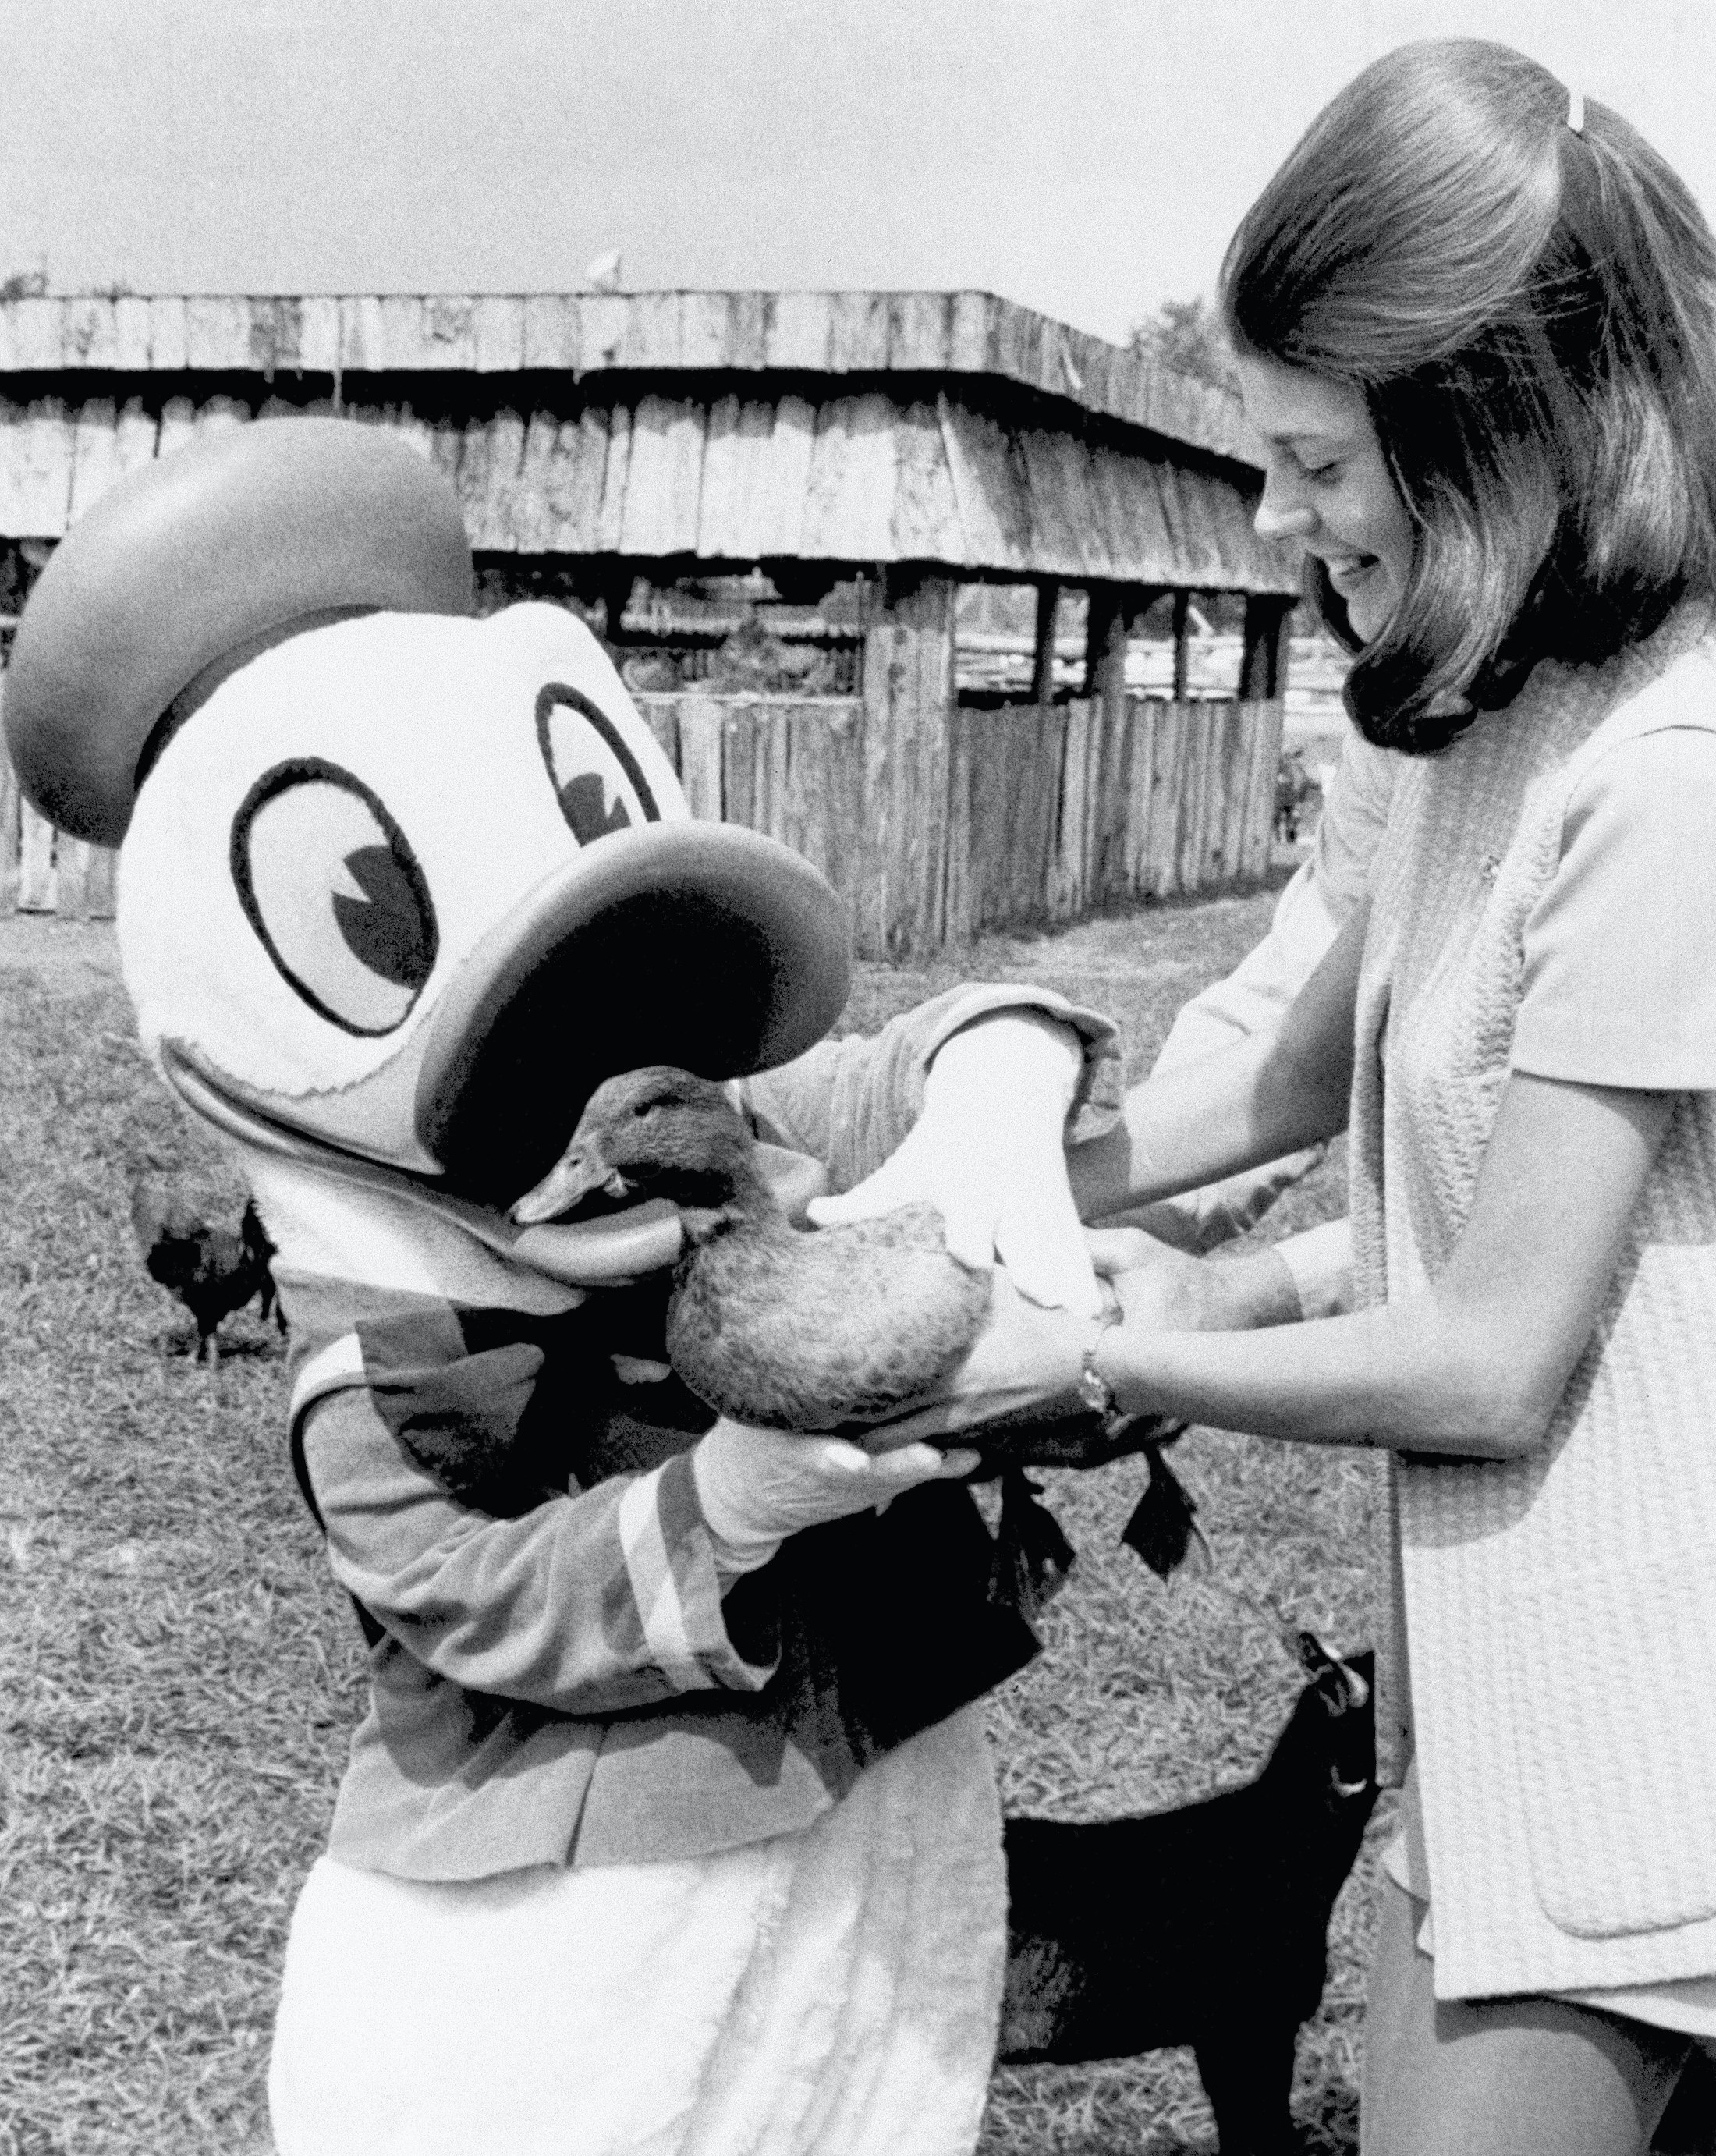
3;417;849;1307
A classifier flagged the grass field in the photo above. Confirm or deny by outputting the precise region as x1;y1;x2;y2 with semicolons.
0;891;1381;2156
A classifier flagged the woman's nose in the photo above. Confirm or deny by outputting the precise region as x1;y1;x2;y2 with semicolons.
1254;470;1317;542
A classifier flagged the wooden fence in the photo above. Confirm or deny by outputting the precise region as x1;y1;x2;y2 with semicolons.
1;690;1282;954
633;688;1283;957
0;757;116;917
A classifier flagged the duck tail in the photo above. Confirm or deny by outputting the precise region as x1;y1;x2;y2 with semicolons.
989;1469;1077;1629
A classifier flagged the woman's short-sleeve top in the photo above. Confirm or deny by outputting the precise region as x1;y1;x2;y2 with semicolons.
1349;611;1716;2002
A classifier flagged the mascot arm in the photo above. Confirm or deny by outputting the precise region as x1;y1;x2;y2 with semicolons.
301;1390;782;1710
738;984;1126;1194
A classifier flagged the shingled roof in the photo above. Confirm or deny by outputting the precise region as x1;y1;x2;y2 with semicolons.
0;290;1301;594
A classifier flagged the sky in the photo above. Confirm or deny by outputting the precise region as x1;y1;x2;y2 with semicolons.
1;0;1712;347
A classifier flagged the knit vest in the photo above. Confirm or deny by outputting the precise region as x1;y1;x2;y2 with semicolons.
1352;609;1716;1998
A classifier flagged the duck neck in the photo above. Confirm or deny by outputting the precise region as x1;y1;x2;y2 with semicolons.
675;1151;779;1250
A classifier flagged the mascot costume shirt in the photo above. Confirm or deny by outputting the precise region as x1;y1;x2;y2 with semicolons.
4;421;1129;2156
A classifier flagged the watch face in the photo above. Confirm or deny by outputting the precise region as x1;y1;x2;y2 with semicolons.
1077;1364;1112;1415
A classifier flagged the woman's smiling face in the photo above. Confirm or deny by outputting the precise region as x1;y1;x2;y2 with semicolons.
1236;353;1416;644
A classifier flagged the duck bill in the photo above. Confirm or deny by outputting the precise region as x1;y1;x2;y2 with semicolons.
412;822;849;1206
510;1145;630;1225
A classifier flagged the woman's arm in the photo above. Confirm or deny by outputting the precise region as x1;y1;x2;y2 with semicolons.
1067;905;1368;1222
1097;1073;1675;1456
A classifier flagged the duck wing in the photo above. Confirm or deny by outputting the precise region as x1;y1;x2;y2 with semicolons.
666;1204;990;1431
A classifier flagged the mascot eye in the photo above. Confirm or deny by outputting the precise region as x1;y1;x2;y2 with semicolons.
536;681;661;845
230;761;438;1037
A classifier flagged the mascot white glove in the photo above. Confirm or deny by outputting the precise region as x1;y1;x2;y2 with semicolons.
806;1012;1102;1317
691;1420;981;1575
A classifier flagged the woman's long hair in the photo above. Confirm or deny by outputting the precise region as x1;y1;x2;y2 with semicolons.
1221;39;1716;751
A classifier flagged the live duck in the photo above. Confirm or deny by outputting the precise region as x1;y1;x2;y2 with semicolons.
510;1064;991;1431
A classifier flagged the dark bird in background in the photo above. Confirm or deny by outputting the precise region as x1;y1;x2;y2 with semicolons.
998;1636;1377;2156
511;1065;991;1430
129;1183;283;1367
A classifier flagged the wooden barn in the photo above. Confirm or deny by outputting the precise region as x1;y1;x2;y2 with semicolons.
0;289;1302;952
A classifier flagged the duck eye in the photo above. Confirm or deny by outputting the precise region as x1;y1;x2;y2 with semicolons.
230;760;438;1037
536;682;662;845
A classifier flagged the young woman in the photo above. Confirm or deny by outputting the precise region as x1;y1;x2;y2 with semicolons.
905;38;1716;2154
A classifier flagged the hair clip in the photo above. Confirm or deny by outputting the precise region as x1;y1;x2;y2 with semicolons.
1566;87;1586;136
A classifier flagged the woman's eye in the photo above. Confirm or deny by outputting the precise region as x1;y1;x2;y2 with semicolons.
230;761;438;1037
1303;461;1342;483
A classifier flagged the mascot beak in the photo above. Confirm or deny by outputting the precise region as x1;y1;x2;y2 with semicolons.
413;821;849;1206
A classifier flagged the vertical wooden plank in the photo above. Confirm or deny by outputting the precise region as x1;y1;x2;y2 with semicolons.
1239;595;1295;701
0;752;21;915
696;395;745;558
1197;701;1225;889
113;396;162;479
888;399;965;565
509;410;558;553
1241;697;1286;880
941;702;973;945
1095;686;1135;902
785;702;832;879
1049;697;1094;920
471;297;526;372
1084;587;1122;711
155;395;199;466
1177;700;1209;894
766;293;835;372
676;695;725;821
757;700;789;850
16;399;74;537
677;292;732;372
17;800;56;910
1239;595;1271;703
1234;697;1271;883
66;399;121;523
1171;590;1192;702
84;844;119;920
635;693;682;778
800;395;895;563
1214;699;1247;887
1271;609;1295;701
1144;703;1184;899
54;836;91;921
860;575;956;956
523;294;580;372
113;296;151;368
1081;596;1129;902
1208;701;1238;887
147;296;188;371
618;395;706;559
595;405;634;556
736;395;815;562
540;407;610;553
722;702;758;832
1118;697;1153;900
817;696;866;934
970;708;1014;931
1031;580;1059;704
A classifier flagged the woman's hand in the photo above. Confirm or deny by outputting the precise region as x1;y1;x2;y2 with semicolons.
806;1012;1102;1317
860;1266;1098;1445
1084;1225;1209;1330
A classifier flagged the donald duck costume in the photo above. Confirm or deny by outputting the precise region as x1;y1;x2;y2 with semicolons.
4;419;1126;2155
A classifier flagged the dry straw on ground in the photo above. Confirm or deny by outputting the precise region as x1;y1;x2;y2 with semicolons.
2;893;1379;2156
